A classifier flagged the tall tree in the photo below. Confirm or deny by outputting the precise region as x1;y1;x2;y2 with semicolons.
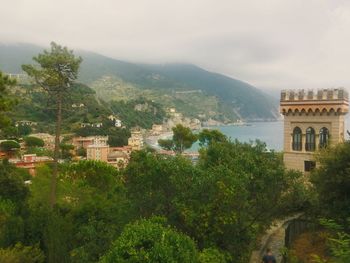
22;42;82;208
158;124;197;154
0;71;16;135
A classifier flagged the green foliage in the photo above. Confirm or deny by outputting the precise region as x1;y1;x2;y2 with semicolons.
63;160;121;191
278;169;313;213
59;143;74;159
157;139;174;151
62;161;130;262
0;162;29;205
23;161;131;262
75;147;86;157
198;129;227;147
109;98;166;129
311;219;350;263
158;124;197;153
125;151;198;219
100;217;199;263
0;140;20;153
125;139;296;262
22;42;82;98
25;147;53;157
24;136;45;147
172;124;197;153
0;162;29;247
107;128;130;147
0;243;45;263
0;71;16;133
311;142;350;223
17;124;32;136
199;248;229;263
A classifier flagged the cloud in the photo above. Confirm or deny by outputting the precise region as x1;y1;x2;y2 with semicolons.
1;0;350;90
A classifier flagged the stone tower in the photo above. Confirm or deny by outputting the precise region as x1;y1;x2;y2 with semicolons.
280;89;349;172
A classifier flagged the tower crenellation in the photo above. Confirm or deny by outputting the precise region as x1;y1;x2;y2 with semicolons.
280;88;349;116
281;88;348;102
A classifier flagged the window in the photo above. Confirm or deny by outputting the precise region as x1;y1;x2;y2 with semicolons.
292;127;302;151
304;161;316;172
305;127;315;151
319;127;329;148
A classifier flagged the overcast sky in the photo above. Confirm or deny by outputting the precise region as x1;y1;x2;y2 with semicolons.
1;0;350;91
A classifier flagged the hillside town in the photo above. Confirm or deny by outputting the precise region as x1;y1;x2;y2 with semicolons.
1;105;203;175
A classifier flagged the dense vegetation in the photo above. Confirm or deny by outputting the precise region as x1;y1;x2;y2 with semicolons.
0;132;308;263
0;71;16;136
109;98;165;129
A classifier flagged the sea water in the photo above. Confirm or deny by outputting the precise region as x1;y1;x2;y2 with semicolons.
192;117;350;152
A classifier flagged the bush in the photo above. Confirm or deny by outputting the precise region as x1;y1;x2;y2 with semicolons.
0;141;20;152
100;217;199;263
0;243;45;263
24;136;44;147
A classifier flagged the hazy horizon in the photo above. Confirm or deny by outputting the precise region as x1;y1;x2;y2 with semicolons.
2;0;350;92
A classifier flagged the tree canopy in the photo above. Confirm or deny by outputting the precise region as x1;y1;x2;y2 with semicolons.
100;217;199;263
24;136;45;148
158;124;197;153
0;141;20;153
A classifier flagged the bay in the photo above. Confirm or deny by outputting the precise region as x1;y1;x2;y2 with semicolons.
211;121;283;151
192;116;350;152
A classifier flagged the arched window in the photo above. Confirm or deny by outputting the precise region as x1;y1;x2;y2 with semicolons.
292;127;302;151
305;127;316;151
319;127;329;148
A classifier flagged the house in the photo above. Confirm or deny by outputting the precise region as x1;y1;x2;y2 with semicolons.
128;129;144;150
152;124;163;132
72;103;85;108
9;154;53;176
92;123;103;128
15;120;37;127
107;151;129;169
114;119;122;127
109;146;132;155
81;123;91;128
86;144;131;169
108;115;116;121
107;115;122;127
80;123;103;128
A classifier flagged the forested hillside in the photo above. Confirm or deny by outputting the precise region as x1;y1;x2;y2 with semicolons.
7;83;165;138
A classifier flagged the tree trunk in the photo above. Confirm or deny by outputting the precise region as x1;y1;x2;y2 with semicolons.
50;93;62;208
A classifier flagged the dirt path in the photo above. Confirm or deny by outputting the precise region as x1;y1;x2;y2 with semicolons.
249;214;301;263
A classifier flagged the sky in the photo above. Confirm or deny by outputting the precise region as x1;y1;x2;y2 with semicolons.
1;0;350;91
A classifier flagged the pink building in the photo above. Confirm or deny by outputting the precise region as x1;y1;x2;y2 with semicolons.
86;144;109;162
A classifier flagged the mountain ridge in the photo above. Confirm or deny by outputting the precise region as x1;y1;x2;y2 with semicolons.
0;43;279;121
